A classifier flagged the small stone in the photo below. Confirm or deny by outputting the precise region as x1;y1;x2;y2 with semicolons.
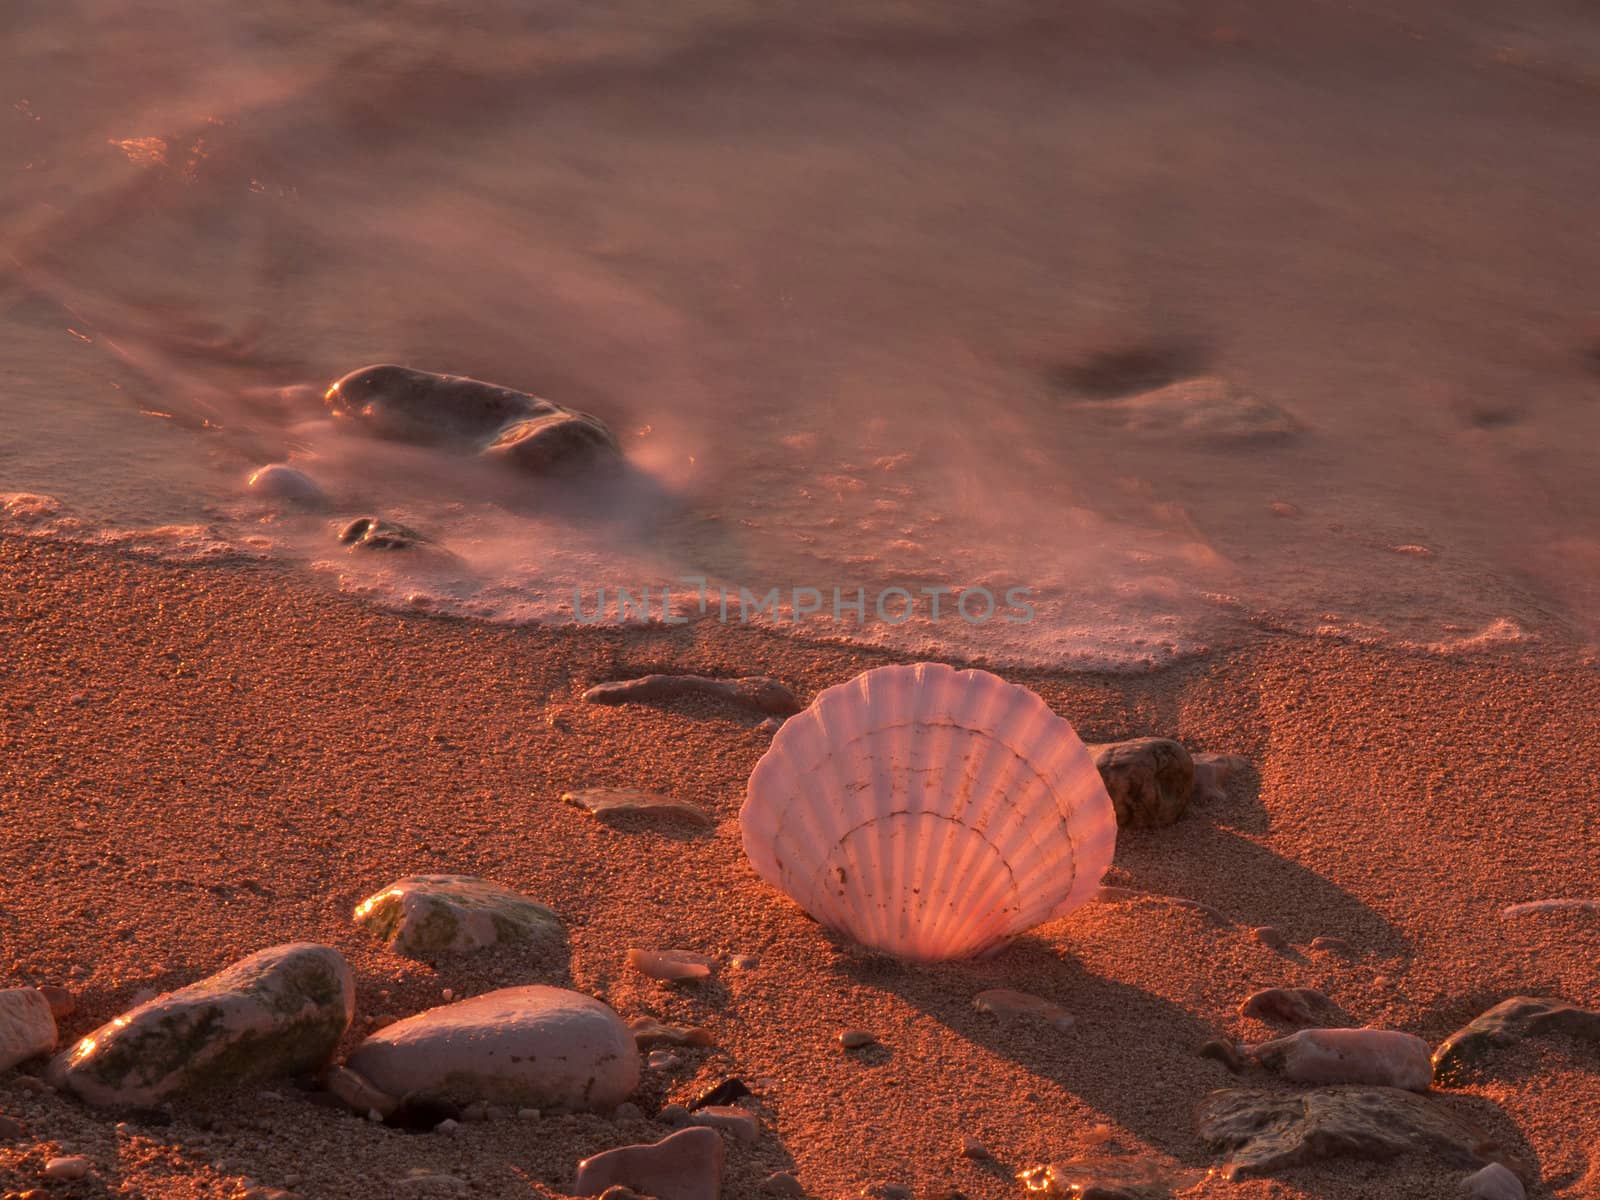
1461;1162;1526;1200
575;1126;725;1200
353;875;565;960
326;1065;399;1119
615;1102;645;1120
959;1138;990;1159
1088;737;1196;829
442;989;455;1002
563;788;713;828
972;989;1074;1031
1015;1155;1181;1198
728;955;759;970
1250;1028;1432;1091
347;985;639;1110
1238;987;1334;1026
0;1113;24;1140
1432;996;1600;1086
687;1079;751;1111
762;1171;803;1196
37;986;76;1020
0;988;56;1072
48;944;352;1107
839;1030;877;1050
688;1105;758;1141
1198;1039;1245;1073
647;1050;682;1070
629;1017;715;1049
1252;926;1288;950
862;1185;911;1200
247;464;328;506
1198;1087;1499;1180
628;950;716;982
461;1100;489;1122
583;674;801;717
44;1156;92;1182
1309;936;1353;954
1499;898;1600;918
658;1104;691;1125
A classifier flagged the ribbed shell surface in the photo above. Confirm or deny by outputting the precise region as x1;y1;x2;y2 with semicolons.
741;663;1116;960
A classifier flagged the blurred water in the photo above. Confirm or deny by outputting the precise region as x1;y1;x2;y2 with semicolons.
3;0;1598;666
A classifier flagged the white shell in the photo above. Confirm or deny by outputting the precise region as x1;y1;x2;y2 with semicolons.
741;663;1116;960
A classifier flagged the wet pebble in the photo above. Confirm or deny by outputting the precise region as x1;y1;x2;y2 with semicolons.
339;516;431;551
628;949;716;983
247;464;327;506
44;1156;92;1182
838;1029;877;1050
688;1078;751;1111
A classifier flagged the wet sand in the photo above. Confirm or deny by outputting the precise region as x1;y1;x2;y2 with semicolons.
1;536;1596;1198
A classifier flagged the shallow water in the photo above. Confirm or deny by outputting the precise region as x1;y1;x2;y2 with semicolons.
4;0;1599;667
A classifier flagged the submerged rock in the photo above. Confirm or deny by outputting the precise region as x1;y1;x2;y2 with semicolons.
346;985;638;1110
563;788;714;828
0;988;57;1072
338;516;431;551
1432;996;1600;1086
1197;1086;1501;1180
575;1126;724;1200
627;949;716;982
353;874;565;960
972;989;1075;1031
1250;1028;1432;1091
1088;738;1196;829
49;943;353;1107
247;463;327;506
325;365;619;473
583;674;801;716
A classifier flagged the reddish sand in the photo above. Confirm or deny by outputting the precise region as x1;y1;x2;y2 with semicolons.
1;536;1597;1199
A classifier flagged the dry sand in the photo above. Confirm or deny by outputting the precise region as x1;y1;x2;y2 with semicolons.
1;535;1597;1199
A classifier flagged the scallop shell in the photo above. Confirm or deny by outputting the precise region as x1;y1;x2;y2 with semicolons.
741;663;1116;960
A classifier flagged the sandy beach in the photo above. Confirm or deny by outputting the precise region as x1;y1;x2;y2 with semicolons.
2;535;1596;1199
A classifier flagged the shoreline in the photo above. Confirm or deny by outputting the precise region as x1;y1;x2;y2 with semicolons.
2;535;1597;1199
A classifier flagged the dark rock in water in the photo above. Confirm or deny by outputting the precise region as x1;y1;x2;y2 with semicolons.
1089;738;1195;829
324;364;619;472
1238;987;1335;1027
1197;1086;1509;1181
687;1077;750;1111
583;674;801;716
339;516;430;550
1432;996;1600;1086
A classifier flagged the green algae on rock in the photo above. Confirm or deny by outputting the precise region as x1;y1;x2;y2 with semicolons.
354;874;566;959
47;943;353;1107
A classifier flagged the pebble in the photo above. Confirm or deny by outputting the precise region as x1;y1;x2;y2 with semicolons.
348;986;639;1110
1087;736;1195;828
762;1171;804;1196
971;989;1074;1031
838;1029;877;1050
44;1156;92;1182
959;1138;990;1159
688;1079;751;1110
583;674;801;716
862;1185;912;1200
1198;1039;1244;1073
338;516;430;551
1250;1028;1432;1091
728;954;759;970
658;1104;691;1125
575;1126;725;1200
1252;926;1288;950
1433;995;1600;1086
1500;898;1600;918
1309;936;1353;954
628;949;717;982
1461;1163;1526;1200
647;1050;683;1070
563;788;713;828
688;1105;759;1141
434;1118;460;1134
246;464;327;505
629;1017;715;1048
1238;986;1334;1026
352;874;565;959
